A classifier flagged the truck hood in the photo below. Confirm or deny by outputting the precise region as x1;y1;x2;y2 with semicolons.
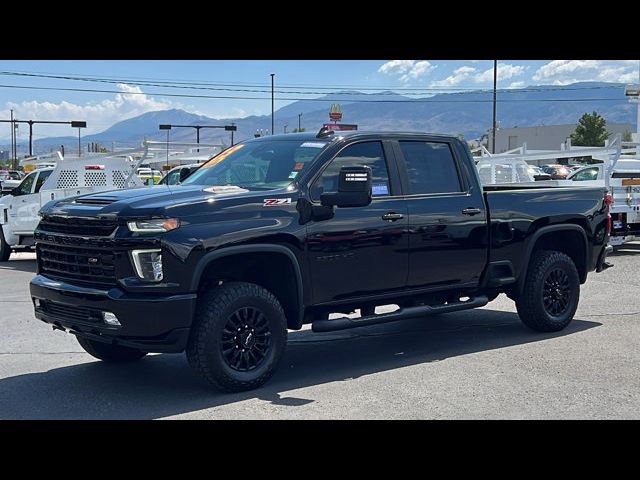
40;184;286;219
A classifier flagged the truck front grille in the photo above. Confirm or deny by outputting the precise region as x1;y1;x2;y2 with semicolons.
38;216;118;236
37;243;117;286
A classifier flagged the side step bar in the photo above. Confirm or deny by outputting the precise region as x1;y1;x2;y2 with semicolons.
311;295;489;333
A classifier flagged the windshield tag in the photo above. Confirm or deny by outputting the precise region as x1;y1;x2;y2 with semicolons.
264;198;292;206
300;142;326;148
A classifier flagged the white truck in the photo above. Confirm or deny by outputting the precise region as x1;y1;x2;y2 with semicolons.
565;158;640;246
0;151;145;261
474;135;640;247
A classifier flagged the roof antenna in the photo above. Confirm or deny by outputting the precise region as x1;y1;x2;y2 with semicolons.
316;125;334;138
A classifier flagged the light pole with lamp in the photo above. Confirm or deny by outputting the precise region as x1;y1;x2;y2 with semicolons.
159;124;172;170
71;121;87;157
158;124;237;149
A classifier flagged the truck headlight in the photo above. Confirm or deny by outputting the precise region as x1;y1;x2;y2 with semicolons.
127;218;180;233
131;249;163;282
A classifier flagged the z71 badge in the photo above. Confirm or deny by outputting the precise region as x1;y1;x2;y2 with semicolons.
263;198;292;206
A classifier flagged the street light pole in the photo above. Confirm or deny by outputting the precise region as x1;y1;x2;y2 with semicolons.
159;124;172;170
298;113;302;132
271;73;275;136
492;60;498;154
230;122;235;146
10;109;14;168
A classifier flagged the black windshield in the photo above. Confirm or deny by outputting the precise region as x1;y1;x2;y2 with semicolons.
182;139;330;190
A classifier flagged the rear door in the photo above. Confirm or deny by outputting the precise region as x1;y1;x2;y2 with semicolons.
393;138;488;289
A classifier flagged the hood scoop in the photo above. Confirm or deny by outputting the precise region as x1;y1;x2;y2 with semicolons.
74;196;118;205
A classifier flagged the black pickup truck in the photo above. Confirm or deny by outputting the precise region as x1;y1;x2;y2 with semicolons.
30;130;613;391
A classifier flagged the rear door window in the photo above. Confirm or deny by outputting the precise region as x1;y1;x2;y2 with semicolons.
398;141;462;194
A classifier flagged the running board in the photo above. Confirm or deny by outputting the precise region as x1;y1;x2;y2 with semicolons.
311;295;489;333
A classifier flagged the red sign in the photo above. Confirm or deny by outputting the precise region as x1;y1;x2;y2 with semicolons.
329;103;343;122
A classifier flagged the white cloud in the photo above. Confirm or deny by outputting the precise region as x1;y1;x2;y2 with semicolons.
532;60;640;85
474;63;527;83
430;66;477;87
378;60;436;82
508;81;525;89
0;83;177;137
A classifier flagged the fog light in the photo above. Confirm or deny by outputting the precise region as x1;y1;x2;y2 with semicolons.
131;249;163;282
102;311;121;326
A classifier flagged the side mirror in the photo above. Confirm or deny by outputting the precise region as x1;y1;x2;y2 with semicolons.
320;166;372;208
179;167;192;182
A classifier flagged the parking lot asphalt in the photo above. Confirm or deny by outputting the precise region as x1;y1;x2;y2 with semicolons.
1;245;639;419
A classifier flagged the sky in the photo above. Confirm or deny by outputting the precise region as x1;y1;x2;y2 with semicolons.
0;60;639;138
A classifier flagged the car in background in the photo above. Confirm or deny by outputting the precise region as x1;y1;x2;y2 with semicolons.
136;167;163;185
0;170;25;194
567;165;601;181
157;164;201;185
541;164;571;179
527;165;552;181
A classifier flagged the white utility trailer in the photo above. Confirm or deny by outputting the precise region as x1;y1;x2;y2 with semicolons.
0;147;147;261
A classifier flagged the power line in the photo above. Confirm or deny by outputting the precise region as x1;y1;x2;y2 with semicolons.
0;70;628;95
0;83;626;103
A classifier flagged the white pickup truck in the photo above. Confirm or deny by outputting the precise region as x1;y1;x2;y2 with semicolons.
564;159;640;246
0;155;144;261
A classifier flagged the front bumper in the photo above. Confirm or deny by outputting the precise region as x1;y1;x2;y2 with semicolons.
30;275;197;353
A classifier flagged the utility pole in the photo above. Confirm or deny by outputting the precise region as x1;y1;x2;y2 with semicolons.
492;60;498;154
271;73;275;136
298;113;302;132
230;122;235;146
10;109;15;168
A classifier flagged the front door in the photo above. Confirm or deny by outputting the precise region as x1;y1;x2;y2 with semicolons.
10;171;40;233
394;139;488;289
305;141;409;304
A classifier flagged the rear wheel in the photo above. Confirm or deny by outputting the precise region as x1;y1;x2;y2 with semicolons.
77;337;147;362
0;228;11;262
186;282;287;392
515;250;580;332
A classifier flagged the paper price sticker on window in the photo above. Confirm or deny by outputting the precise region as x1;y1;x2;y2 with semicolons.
201;144;245;168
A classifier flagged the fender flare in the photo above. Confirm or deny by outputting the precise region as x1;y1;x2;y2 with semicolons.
190;244;305;327
516;224;588;294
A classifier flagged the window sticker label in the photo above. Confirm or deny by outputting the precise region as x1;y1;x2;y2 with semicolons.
263;198;292;206
300;142;327;149
372;183;389;195
293;162;305;170
201;144;245;168
288;171;299;179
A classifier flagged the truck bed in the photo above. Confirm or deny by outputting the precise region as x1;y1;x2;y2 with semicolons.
483;184;608;288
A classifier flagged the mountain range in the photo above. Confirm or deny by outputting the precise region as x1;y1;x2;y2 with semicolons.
8;82;639;154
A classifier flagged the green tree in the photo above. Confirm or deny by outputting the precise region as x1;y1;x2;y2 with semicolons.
570;112;610;147
292;127;306;133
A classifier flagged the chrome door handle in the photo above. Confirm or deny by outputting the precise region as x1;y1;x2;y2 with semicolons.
382;212;404;221
462;207;482;216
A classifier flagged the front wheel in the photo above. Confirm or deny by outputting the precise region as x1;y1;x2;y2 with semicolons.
515;250;580;332
0;228;11;262
186;282;287;392
77;336;148;362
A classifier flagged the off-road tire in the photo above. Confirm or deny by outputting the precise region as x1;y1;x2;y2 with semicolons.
77;336;147;362
515;250;580;332
186;282;287;392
